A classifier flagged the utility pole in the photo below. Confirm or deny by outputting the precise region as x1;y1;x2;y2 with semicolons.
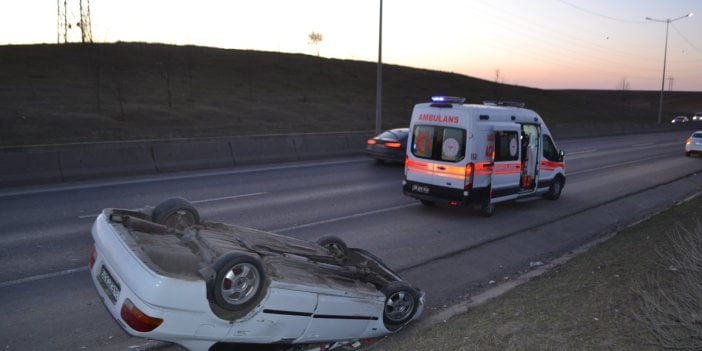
375;0;383;135
646;12;693;124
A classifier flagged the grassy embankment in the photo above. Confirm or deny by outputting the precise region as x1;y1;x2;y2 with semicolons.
374;194;702;351
1;42;701;146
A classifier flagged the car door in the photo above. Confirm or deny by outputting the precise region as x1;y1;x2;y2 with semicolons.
490;127;521;199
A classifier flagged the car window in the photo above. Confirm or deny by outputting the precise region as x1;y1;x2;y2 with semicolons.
411;125;465;162
494;131;519;162
543;135;560;161
693;132;702;138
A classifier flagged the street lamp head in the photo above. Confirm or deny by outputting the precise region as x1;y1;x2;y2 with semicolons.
687;12;694;18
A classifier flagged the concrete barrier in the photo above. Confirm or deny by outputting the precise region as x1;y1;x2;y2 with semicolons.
0;148;63;185
0;131;373;188
4;123;691;188
152;140;233;172
60;144;156;181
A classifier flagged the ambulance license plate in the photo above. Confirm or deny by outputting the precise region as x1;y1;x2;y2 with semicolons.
412;184;430;194
98;266;120;304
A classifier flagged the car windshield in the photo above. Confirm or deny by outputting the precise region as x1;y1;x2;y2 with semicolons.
378;129;407;140
692;132;702;138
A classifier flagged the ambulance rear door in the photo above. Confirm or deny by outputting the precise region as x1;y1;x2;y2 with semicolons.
490;124;522;201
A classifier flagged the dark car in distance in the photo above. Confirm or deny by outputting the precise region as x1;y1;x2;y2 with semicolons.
365;128;409;163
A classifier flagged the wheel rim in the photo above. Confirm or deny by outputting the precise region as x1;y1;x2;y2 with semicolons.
220;263;261;306
385;290;415;323
325;242;344;258
164;210;196;230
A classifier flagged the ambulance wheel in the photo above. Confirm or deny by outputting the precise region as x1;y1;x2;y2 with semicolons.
152;198;200;230
420;200;435;207
212;253;265;312
545;177;564;200
479;200;495;217
381;281;420;330
316;235;348;262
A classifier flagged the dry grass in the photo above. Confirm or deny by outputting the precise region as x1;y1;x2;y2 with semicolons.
372;195;702;351
2;42;701;146
631;220;702;350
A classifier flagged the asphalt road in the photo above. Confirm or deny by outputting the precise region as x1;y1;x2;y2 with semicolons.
1;130;702;351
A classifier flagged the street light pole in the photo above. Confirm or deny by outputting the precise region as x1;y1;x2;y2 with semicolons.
646;12;693;125
375;0;383;135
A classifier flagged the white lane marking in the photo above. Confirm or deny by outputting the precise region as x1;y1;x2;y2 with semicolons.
77;192;268;219
190;192;267;204
568;155;662;176
273;203;417;233
0;159;365;198
0;266;88;288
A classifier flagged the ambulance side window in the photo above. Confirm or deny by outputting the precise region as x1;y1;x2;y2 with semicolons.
542;135;559;161
411;125;465;162
494;131;519;162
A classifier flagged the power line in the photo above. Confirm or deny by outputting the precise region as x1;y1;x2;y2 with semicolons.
556;0;648;23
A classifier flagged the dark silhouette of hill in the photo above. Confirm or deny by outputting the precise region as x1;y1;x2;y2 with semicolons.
1;42;700;146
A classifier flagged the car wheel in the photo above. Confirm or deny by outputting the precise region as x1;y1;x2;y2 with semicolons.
686;151;691;157
420;200;435;207
212;253;265;311
479;195;495;217
316;235;348;262
151;198;200;230
381;281;420;330
545;178;564;200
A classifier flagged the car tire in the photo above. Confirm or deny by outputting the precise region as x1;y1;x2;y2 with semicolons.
316;235;348;262
545;177;564;200
685;151;691;157
479;193;495;217
381;281;420;330
212;253;265;312
151;198;200;230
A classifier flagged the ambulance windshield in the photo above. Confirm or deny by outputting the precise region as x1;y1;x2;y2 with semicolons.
411;125;466;162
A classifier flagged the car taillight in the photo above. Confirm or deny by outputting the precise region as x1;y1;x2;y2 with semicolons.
121;298;163;332
367;139;377;145
464;163;474;191
385;142;402;148
89;244;97;270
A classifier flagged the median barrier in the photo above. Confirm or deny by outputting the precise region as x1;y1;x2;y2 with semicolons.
0;131;374;188
229;135;299;164
60;144;156;181
152;140;233;172
294;133;356;159
0;148;62;186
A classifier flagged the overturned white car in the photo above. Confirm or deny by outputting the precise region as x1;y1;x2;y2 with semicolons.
89;198;425;351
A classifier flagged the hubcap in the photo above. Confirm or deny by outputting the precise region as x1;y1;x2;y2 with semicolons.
220;263;260;305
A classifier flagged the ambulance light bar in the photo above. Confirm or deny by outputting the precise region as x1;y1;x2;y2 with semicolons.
483;100;526;108
431;96;465;104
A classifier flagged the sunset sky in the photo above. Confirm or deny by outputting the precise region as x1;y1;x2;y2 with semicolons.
2;0;700;91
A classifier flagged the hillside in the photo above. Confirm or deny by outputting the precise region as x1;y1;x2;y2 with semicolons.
1;43;700;146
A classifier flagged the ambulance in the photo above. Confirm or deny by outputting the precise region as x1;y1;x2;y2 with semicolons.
402;96;566;216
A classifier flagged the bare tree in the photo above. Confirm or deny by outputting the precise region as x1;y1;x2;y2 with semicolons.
617;77;630;90
157;50;174;109
308;32;323;57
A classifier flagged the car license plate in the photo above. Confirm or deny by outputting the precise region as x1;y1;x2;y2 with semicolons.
98;266;120;304
411;184;430;194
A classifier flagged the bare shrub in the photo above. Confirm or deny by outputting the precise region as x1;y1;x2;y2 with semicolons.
632;219;702;350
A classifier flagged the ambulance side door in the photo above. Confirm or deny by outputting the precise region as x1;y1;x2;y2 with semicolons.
490;128;522;199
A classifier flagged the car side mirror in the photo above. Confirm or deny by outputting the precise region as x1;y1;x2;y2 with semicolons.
558;150;565;162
